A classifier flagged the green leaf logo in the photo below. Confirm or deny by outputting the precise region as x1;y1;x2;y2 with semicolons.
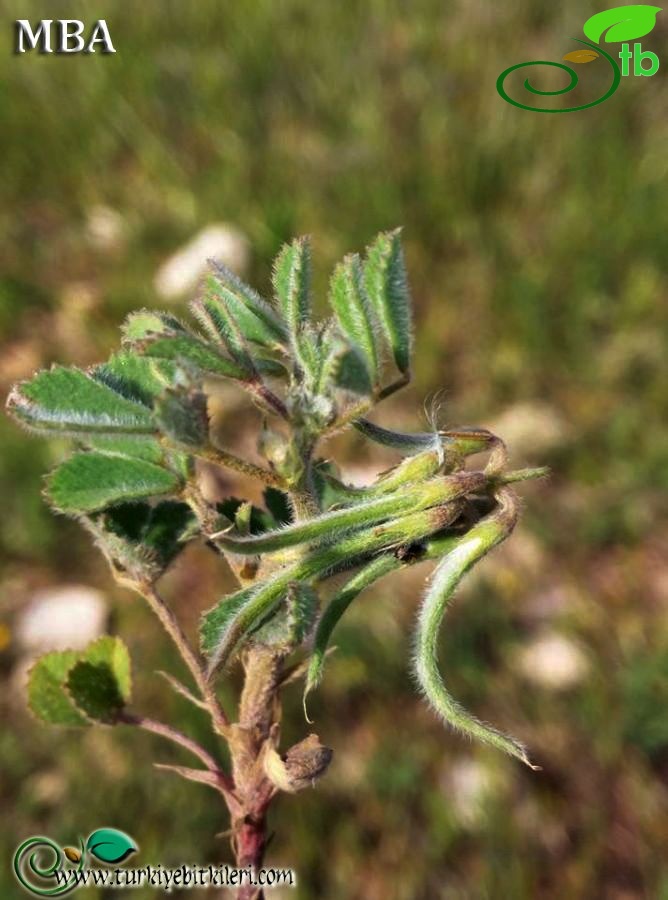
583;5;662;43
86;828;137;865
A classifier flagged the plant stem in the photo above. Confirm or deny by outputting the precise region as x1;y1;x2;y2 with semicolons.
139;583;231;738
248;380;290;421
119;711;221;771
194;443;286;488
228;645;284;900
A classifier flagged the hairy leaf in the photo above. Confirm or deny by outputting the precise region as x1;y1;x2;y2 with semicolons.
27;651;88;726
363;229;412;375
7;366;155;436
318;449;443;505
122;309;191;342
66;636;131;723
85;500;196;581
208;261;288;348
217;497;277;534
263;487;293;525
200;584;261;658
272;236;312;337
252;582;318;650
191;277;257;375
91;352;174;408
81;435;165;465
46;452;181;513
335;346;373;396
136;333;248;380
67;662;125;722
153;384;209;448
329;254;379;384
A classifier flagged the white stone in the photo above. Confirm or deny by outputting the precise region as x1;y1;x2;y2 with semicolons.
516;631;589;690
443;757;496;827
16;585;108;653
154;224;250;300
86;206;125;251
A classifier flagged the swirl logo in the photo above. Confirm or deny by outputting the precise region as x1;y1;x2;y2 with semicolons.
497;5;662;112
13;828;137;896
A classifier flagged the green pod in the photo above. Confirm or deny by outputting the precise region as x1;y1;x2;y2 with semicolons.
414;488;538;768
320;449;443;505
202;501;462;673
354;418;495;460
211;471;484;555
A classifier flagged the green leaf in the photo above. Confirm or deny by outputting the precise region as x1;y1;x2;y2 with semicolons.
82;435;166;465
272;236;311;338
121;309;190;342
137;333;248;380
312;322;350;396
46;452;181;513
263;487;293;525
329;254;379;384
153;383;209;448
217;497;276;533
66;636;132;723
27;651;88;726
208;261;288;348
86;828;137;865
252;582;318;650
85;500;196;581
7;366;155;436
82;636;132;697
67;661;125;722
200;584;260;657
364;229;413;375
191;277;257;375
335;346;373;396
92;352;174;408
583;5;661;42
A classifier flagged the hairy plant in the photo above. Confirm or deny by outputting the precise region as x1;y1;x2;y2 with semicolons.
7;229;546;897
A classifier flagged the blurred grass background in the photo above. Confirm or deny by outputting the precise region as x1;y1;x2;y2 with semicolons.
1;1;668;897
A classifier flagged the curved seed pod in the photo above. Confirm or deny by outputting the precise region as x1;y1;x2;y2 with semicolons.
202;502;463;674
211;472;483;555
304;555;396;709
414;489;538;768
318;449;443;505
303;500;466;712
354;419;495;463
